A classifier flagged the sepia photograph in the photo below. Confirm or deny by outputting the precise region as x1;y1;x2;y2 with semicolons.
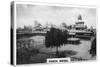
12;2;97;65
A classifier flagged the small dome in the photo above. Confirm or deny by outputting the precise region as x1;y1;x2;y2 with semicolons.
78;14;82;20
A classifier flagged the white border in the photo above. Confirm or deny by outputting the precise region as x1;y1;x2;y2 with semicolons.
14;2;16;66
14;1;97;8
13;1;97;66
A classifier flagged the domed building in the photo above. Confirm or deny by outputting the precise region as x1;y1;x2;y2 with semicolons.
69;15;93;39
73;15;87;30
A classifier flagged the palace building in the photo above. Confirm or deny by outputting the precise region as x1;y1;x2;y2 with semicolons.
69;15;93;39
73;15;87;30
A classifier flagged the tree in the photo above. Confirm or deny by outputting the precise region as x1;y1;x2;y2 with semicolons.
90;38;96;57
34;20;42;28
45;27;68;57
67;25;72;29
61;22;67;28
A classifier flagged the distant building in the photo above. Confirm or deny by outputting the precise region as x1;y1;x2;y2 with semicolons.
69;15;93;39
23;26;33;33
73;15;87;30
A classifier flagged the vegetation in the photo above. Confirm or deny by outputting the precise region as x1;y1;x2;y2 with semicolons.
90;38;96;57
45;27;68;57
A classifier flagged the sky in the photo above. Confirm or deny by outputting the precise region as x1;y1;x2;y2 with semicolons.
16;4;96;28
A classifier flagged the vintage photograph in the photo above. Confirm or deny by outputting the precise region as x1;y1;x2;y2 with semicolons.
15;2;96;64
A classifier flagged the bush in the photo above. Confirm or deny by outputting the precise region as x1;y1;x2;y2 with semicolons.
17;47;39;64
